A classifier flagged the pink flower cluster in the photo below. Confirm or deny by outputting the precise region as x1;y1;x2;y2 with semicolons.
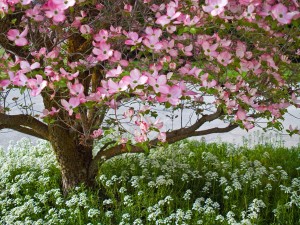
0;0;299;143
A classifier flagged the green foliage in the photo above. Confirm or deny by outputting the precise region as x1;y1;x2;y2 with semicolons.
0;138;300;224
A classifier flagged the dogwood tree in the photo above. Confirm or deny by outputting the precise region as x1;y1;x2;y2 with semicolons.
0;0;300;193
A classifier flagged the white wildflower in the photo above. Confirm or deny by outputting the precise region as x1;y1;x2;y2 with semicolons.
87;208;100;218
183;189;192;201
103;199;113;205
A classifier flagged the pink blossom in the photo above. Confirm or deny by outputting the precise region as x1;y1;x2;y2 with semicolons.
20;61;40;73
156;5;181;26
238;0;261;6
94;29;109;42
46;48;60;59
93;41;113;61
61;97;80;116
181;44;193;56
124;4;132;12
0;80;10;89
183;15;200;26
185;66;202;78
257;2;272;17
157;85;182;105
158;132;166;142
243;120;254;130
42;107;60;117
110;51;128;66
123;108;134;118
60;68;79;80
71;11;86;28
91;128;103;139
179;81;197;96
236;41;246;58
67;82;85;98
153;118;164;129
98;80;110;97
0;1;8;15
239;59;262;74
148;74;170;94
169;62;176;70
32;47;46;59
271;3;298;24
201;73;217;88
201;41;218;58
292;0;299;7
122;69;148;89
26;5;44;21
86;90;102;102
243;4;256;21
107;79;128;94
163;40;178;57
96;3;104;10
7;27;28;46
107;99;119;109
203;0;228;16
134;130;147;143
145;27;162;39
20;0;32;5
11;72;28;86
52;0;75;9
125;32;142;45
166;25;177;33
80;25;91;34
261;54;278;70
236;107;247;120
138;120;150;133
45;9;66;23
217;51;232;66
27;75;47;96
143;36;163;51
106;65;123;78
110;25;122;36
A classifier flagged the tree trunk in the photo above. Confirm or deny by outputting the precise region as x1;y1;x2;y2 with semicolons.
49;125;94;195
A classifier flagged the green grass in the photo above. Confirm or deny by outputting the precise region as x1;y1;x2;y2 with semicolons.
0;138;299;224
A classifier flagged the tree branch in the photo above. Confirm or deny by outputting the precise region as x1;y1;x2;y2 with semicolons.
166;124;239;144
0;113;49;140
165;107;223;141
89;109;237;179
88;144;145;179
193;124;239;136
0;124;47;140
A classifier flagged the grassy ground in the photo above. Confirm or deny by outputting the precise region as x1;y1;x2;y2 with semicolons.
0;138;299;224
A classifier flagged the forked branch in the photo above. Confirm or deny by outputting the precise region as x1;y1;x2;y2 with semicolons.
89;110;237;179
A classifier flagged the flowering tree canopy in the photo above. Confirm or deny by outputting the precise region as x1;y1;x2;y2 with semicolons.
0;0;300;192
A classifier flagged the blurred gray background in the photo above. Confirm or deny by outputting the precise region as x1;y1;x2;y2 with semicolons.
1;89;299;150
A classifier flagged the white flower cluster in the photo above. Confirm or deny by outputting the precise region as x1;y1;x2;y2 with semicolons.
0;139;299;224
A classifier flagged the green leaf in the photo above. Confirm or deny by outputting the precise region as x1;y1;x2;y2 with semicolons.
189;27;197;34
131;46;137;51
54;79;67;88
83;101;95;109
126;142;132;152
20;87;27;95
11;18;17;25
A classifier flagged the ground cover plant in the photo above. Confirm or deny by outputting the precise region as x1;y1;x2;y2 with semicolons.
1;0;300;193
0;138;299;225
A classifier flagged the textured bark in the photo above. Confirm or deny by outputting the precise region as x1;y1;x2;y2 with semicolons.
48;125;93;194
